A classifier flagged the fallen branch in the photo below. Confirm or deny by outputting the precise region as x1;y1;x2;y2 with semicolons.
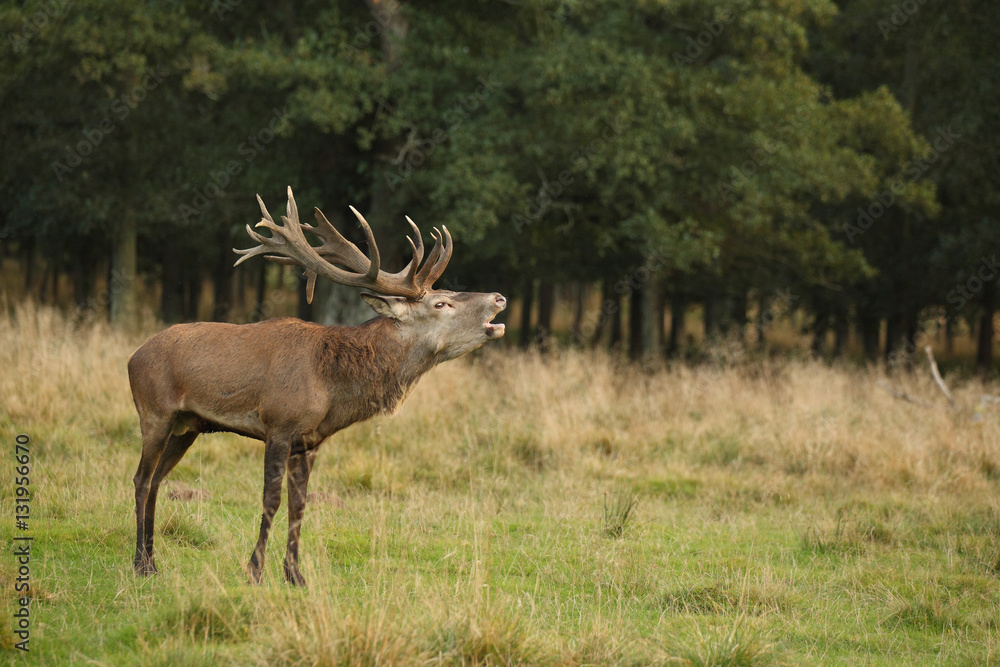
876;379;930;407
924;346;956;407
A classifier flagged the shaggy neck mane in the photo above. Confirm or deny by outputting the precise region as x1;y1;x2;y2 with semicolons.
318;317;435;417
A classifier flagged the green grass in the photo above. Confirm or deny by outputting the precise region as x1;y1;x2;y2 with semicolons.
1;304;999;664
4;435;998;665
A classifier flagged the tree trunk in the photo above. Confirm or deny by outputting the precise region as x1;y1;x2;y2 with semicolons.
733;290;748;344
754;293;770;350
609;293;623;352
22;237;36;291
109;216;138;325
184;271;201;322
656;289;667;354
571;282;585;344
211;231;234;322
639;279;660;362
884;313;902;364
860;314;880;362
235;268;246;312
73;249;96;310
628;285;644;361
37;264;51;304
313;281;372;325
811;310;829;357
945;316;956;356
519;279;535;349
902;312;919;367
668;297;686;356
253;262;267;321
535;281;555;351
160;250;184;325
833;312;849;358
590;280;612;347
704;297;718;342
977;280;996;376
160;234;186;324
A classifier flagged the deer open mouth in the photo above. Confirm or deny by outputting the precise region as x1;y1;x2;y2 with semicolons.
484;315;505;338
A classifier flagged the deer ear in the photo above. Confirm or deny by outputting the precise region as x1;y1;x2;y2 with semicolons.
360;292;410;320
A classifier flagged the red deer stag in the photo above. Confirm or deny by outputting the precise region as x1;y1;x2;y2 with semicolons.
128;187;506;585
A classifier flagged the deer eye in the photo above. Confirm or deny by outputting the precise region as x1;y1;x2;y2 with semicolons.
435;301;448;309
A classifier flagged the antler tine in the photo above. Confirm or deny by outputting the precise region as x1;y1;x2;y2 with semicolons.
310;207;369;273
234;194;285;266
276;187;323;303
415;228;443;286
233;225;272;266
405;216;425;269
388;216;425;285
425;225;453;287
414;226;453;289
258;193;274;224
348;206;381;283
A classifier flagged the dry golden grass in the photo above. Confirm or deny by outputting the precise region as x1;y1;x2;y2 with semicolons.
1;301;999;665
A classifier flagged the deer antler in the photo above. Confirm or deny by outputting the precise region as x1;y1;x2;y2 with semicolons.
234;187;452;303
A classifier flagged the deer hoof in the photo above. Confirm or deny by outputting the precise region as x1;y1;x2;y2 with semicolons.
283;561;307;587
246;565;263;585
133;557;158;576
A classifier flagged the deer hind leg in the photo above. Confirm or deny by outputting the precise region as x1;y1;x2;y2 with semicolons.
133;416;172;574
247;434;293;583
283;448;318;587
139;430;199;573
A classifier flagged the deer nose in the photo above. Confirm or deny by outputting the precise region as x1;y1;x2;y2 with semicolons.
494;294;507;310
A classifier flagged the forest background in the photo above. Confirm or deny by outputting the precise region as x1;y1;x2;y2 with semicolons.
2;0;998;370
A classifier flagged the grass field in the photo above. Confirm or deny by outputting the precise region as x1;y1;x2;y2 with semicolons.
1;302;999;665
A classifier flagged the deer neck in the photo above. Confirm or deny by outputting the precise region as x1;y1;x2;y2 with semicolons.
321;317;439;420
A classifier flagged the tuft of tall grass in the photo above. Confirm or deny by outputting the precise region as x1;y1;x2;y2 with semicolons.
602;490;639;539
678;617;775;667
